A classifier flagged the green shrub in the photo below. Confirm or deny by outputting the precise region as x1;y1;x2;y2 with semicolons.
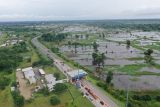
96;82;105;87
50;96;61;105
38;87;49;96
156;96;160;101
54;72;60;80
0;77;11;90
54;83;67;94
11;91;24;107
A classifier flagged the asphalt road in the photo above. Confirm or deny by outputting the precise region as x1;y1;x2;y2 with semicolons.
31;36;119;107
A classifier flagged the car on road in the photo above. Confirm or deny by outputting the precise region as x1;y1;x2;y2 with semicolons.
100;101;104;105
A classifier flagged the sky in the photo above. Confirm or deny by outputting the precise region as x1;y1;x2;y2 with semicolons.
0;0;160;21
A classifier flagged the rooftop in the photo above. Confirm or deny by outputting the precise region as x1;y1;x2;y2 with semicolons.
67;69;87;78
45;74;56;84
39;69;45;75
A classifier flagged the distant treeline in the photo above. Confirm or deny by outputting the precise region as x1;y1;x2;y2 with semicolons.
41;33;67;42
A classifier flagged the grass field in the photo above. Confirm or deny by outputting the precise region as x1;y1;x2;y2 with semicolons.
43;66;66;80
0;72;15;107
24;83;94;107
0;33;8;45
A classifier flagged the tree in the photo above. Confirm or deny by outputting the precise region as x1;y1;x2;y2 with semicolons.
92;52;98;65
106;71;113;85
94;53;105;67
102;33;105;38
0;77;11;90
126;40;131;49
72;42;79;53
54;83;67;93
0;48;23;72
144;49;154;63
12;91;24;107
41;33;66;42
144;49;153;56
68;41;71;45
54;72;60;80
50;96;61;105
75;35;79;39
101;53;106;67
13;42;27;52
38;87;49;96
86;34;89;39
93;41;98;52
15;95;25;107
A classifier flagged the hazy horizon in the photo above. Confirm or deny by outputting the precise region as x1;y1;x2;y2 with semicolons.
1;0;160;21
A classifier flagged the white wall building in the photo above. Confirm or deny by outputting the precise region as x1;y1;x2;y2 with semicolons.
45;74;64;92
39;69;45;76
45;74;56;91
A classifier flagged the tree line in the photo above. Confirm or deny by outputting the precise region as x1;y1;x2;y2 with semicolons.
41;33;67;42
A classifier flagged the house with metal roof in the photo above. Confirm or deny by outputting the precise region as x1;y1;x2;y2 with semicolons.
67;69;87;81
22;67;36;84
38;69;45;76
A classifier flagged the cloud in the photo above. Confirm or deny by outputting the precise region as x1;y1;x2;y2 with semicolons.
0;0;160;21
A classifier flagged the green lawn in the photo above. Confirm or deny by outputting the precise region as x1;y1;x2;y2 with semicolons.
0;72;15;107
24;83;93;107
0;87;14;107
43;66;66;80
119;64;146;74
0;33;8;45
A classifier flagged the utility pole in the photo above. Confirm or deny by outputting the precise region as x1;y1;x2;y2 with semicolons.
126;85;129;107
68;88;74;104
78;64;79;80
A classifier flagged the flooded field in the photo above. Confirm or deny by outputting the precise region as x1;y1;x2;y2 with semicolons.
59;30;160;90
60;40;144;66
113;75;160;90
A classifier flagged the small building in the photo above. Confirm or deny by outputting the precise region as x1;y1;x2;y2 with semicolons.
45;74;65;92
16;68;21;72
38;69;45;76
10;87;16;92
45;74;56;91
67;69;87;81
0;43;7;47
22;67;36;84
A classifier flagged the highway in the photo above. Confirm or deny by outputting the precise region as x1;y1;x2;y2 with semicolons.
31;36;119;107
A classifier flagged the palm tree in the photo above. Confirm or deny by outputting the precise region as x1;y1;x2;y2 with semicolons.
144;49;154;63
92;52;98;65
101;53;106;67
93;41;98;52
86;34;89;39
73;42;78;53
75;35;79;39
126;40;131;49
68;41;71;48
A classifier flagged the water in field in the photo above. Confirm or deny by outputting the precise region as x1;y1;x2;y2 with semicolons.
113;75;160;90
60;40;143;66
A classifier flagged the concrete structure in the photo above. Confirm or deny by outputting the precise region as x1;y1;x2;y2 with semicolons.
10;87;16;92
67;69;87;81
38;69;45;76
22;67;36;84
45;74;65;92
45;74;56;91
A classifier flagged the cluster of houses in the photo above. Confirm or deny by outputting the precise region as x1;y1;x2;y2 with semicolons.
17;67;67;92
0;39;23;47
